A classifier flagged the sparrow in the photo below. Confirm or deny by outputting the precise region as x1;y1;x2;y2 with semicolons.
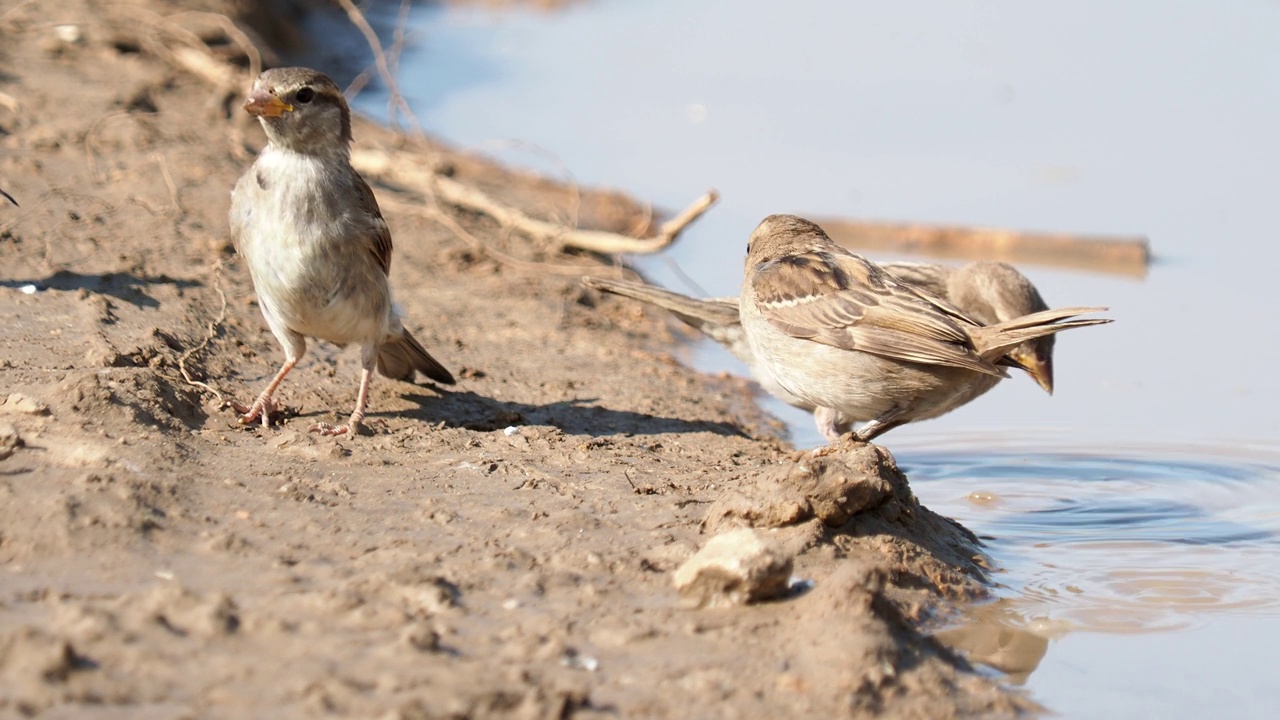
738;214;1110;444
585;259;1058;441
228;67;454;436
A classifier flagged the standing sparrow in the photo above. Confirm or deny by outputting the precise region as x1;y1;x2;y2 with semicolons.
229;67;454;436
585;259;1059;441
739;214;1109;444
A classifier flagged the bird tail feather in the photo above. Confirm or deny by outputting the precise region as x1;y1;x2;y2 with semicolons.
581;275;740;328
377;330;455;385
977;307;1111;358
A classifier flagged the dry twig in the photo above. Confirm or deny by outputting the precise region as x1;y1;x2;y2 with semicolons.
353;147;717;255
114;6;243;91
177;263;230;404
169;45;241;88
151;152;182;215
335;0;422;136
167;10;263;81
390;199;609;276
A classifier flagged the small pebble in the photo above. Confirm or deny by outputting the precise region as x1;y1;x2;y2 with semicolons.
3;393;50;415
54;25;82;43
673;528;794;608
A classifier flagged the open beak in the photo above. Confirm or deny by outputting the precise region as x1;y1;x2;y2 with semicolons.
1009;349;1054;395
243;89;292;118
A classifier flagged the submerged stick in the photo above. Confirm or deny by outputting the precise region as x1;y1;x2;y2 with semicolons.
813;218;1151;278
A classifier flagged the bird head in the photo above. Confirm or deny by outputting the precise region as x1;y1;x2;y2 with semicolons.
243;67;351;155
950;261;1056;394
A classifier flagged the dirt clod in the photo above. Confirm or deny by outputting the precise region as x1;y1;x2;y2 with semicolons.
0;423;21;460
704;442;904;531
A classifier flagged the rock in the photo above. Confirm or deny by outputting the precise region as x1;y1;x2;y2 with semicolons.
2;392;50;416
673;528;794;608
0;422;21;460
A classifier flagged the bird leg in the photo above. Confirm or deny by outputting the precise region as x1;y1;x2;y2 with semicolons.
813;407;847;443
232;358;298;429
310;364;373;437
853;406;911;443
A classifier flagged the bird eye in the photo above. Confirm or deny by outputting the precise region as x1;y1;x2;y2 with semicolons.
295;87;315;104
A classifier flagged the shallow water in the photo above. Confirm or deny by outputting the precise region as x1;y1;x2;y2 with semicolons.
905;439;1280;717
330;0;1280;715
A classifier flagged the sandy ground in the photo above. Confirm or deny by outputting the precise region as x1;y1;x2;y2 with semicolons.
0;1;1033;717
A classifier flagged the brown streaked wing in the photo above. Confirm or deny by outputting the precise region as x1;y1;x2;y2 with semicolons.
858;286;973;346
354;173;393;276
841;321;1005;376
753;251;1002;375
891;276;983;327
752;249;879;313
877;261;951;297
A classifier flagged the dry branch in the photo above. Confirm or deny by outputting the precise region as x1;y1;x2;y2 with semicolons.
813;218;1151;278
352;147;718;255
170;45;241;88
177;264;230;404
335;0;421;136
112;7;250;93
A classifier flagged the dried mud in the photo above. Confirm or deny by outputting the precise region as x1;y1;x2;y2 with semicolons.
0;1;1033;717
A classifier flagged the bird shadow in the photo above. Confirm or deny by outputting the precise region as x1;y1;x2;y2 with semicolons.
376;387;747;439
1;270;202;309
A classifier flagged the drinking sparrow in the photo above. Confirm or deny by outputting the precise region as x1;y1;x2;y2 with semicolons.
739;214;1109;443
585;259;1060;441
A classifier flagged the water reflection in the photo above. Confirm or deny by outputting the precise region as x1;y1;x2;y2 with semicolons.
934;600;1050;685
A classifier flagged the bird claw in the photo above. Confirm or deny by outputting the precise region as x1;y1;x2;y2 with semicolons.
231;397;277;429
308;421;355;437
809;443;841;459
807;433;871;459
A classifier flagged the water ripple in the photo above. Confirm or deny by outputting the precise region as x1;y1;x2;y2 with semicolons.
898;443;1280;634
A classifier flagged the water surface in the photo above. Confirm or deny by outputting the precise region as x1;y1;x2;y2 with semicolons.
906;439;1280;718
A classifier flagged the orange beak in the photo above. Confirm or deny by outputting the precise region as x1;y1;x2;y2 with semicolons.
1009;348;1054;395
243;89;292;118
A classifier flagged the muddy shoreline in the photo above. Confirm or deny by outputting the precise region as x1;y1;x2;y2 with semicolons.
0;1;1030;716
